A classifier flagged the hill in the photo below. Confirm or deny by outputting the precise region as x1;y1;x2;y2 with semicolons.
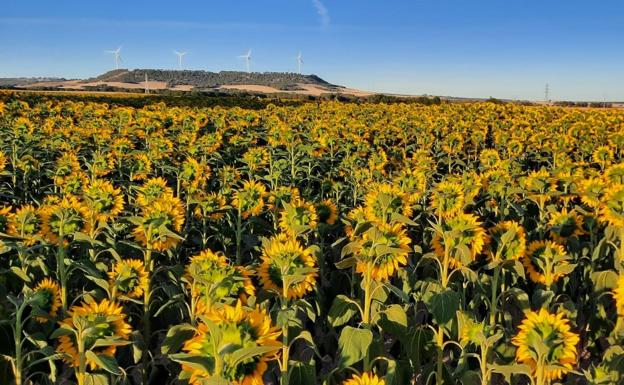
92;69;335;90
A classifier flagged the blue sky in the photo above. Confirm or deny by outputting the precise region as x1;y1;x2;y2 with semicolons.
1;0;623;101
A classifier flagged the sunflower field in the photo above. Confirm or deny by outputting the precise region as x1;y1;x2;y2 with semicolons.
1;92;624;385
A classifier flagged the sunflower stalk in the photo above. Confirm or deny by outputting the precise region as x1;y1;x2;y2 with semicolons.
141;226;154;385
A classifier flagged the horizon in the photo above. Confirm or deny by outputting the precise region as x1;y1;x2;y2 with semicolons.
1;0;623;102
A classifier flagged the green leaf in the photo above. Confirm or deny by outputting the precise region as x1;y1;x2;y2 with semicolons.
490;363;532;383
287;361;316;385
50;327;74;339
379;304;407;336
426;289;460;325
10;266;30;282
229;346;281;367
84;373;110;385
591;270;619;292
85;351;121;375
161;324;196;354
328;295;360;327
338;326;373;367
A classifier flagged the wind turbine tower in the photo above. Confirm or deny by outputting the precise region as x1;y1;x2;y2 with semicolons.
105;47;122;70
174;51;187;70
544;83;550;103
238;49;252;73
296;51;304;74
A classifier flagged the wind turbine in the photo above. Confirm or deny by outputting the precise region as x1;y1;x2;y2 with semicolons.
105;47;122;70
296;51;304;74
238;49;252;73
174;50;187;70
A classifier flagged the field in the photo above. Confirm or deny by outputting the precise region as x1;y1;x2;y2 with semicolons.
1;91;624;385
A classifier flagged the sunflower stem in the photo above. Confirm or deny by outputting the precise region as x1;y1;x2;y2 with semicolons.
489;264;501;326
57;235;68;312
235;202;243;265
142;229;154;385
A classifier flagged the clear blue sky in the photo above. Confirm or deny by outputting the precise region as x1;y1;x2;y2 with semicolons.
1;0;623;101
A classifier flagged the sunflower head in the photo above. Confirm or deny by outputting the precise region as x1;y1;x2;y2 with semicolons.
56;299;132;370
364;184;413;223
232;180;266;219
192;191;228;220
342;372;386;385
599;184;624;228
83;179;124;223
129;153;153;181
432;213;487;269
7;205;42;246
31;278;62;323
350;222;411;282
135;177;174;208
548;209;584;243
579;177;605;209
316;199;338;225
512;308;579;383
180;156;210;191
267;186;301;211
480;149;501;169
279;199;318;236
523;240;573;287
181;301;281;385
487;221;526;262
108;259;149;300
605;163;624;185
40;197;88;245
257;234;317;299
132;194;185;251
429;180;465;219
186;249;255;305
593;146;614;168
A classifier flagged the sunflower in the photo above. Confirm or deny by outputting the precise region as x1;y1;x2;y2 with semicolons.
257;234;317;299
129;153;153;181
316;199;338;225
432;213;487;269
605;163;624;185
487;221;526;262
31;278;62;323
132;194;185;251
279;199;318;236
614;274;624;317
342;372;386;385
40;197;88;245
232;180;267;219
393;168;427;204
578;177;605;209
512;308;579;383
58;171;89;196
180;156;210;192
522;169;552;207
242;147;269;172
89;150;115;177
108;259;149;300
267;186;301;211
429;180;465;219
523;240;572;287
352;222;411;282
593;145;614;169
53;151;81;185
192;191;228;220
7;205;42;246
82;179;124;223
180;301;281;385
344;206;367;239
364;183;413;223
218;165;242;195
135;177;174;208
185;249;255;305
599;184;624;228
479;149;501;169
56;299;132;370
548;209;584;243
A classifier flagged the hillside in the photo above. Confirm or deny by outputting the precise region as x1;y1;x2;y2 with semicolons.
92;69;336;90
